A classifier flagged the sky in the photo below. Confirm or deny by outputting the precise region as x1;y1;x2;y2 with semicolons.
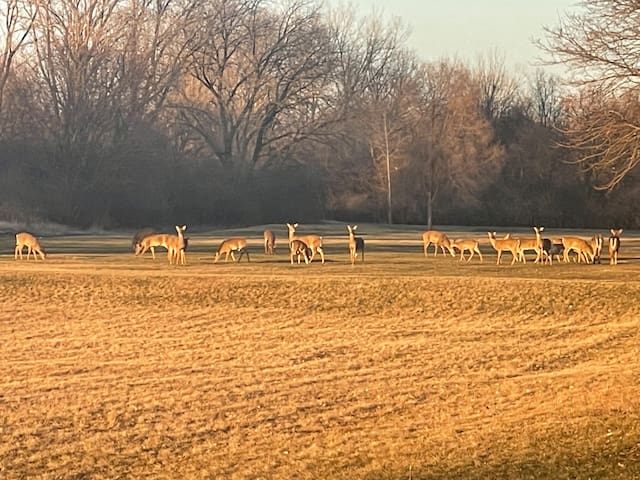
327;0;579;74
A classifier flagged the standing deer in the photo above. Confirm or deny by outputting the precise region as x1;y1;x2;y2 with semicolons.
15;232;46;260
487;232;520;265
422;230;455;257
286;223;324;264
515;226;544;263
591;233;604;264
214;238;250;263
451;238;483;263
609;229;622;265
289;239;311;264
263;229;276;255
166;225;188;265
347;225;365;265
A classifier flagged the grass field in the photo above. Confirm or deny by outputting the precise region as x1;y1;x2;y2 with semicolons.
1;224;640;479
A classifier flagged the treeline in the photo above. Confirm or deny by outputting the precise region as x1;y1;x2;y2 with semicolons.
0;0;635;229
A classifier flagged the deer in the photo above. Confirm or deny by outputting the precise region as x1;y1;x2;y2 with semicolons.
561;236;594;264
590;233;604;264
214;237;250;263
289;239;311;264
541;238;564;265
286;223;324;264
608;229;622;265
166;225;187;265
515;226;545;263
422;230;455;257
487;232;520;265
347;225;365;265
451;238;483;263
132;227;156;254
135;231;173;259
263;229;276;255
15;232;46;260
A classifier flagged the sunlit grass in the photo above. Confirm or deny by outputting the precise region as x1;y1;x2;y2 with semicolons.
1;224;639;479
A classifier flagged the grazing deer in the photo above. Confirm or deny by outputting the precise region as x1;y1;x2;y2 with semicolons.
451;238;483;263
561;236;594;264
515;226;544;263
608;229;622;265
15;232;46;260
487;232;520;265
263;229;276;255
347;225;365;265
422;230;455;257
289;239;311;264
166;225;187;265
214;237;250;263
135;231;172;259
541;238;564;265
286;223;324;264
132;227;155;253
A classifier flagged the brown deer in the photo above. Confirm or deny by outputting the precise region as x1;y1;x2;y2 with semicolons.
422;230;455;257
289;239;311;264
132;227;156;254
263;229;276;255
166;225;187;265
15;232;46;260
515;226;544;263
487;232;520;265
286;223;324;264
135;231;172;259
561;236;594;263
347;225;365;265
214;237;250;263
451;238;483;263
590;233;604;264
608;229;622;265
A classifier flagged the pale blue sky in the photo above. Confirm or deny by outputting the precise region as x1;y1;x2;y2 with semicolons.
328;0;579;73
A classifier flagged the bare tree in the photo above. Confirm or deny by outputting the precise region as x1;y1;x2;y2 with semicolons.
0;0;37;132
322;5;415;223
540;0;640;189
474;50;521;121
528;69;564;128
22;0;198;222
408;61;504;229
173;0;339;173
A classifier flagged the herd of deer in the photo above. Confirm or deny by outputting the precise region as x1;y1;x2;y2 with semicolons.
424;227;623;266
12;225;623;267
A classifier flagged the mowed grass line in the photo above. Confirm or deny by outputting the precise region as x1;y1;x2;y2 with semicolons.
1;228;640;479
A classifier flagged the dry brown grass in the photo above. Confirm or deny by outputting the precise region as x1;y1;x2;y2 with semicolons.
1;225;640;479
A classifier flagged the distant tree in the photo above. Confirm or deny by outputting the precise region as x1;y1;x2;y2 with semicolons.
322;6;415;223
24;0;197;223
407;61;504;229
0;0;37;134
474;51;521;121
173;0;339;174
540;0;640;189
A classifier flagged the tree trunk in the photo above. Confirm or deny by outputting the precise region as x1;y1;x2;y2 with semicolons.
427;192;433;230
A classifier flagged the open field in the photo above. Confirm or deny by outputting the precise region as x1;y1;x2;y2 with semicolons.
1;224;640;479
